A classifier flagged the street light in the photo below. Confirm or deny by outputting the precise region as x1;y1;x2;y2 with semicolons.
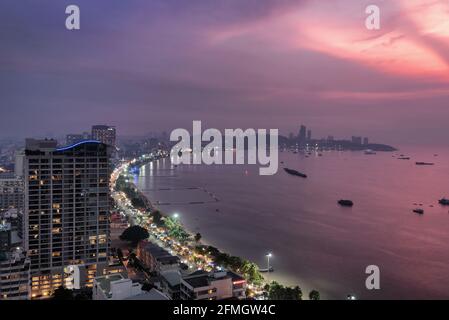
173;213;179;219
266;253;272;271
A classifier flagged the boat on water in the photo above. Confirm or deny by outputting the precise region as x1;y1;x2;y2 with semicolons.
283;168;307;178
364;149;376;155
413;208;424;215
416;162;434;166
338;200;354;207
398;156;410;160
439;198;449;206
259;267;274;273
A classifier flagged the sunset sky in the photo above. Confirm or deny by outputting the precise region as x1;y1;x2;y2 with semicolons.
1;0;449;146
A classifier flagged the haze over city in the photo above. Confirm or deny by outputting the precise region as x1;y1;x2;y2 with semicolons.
3;0;449;308
1;0;449;146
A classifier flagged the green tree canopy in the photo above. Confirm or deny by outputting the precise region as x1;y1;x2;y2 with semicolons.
194;233;202;242
120;225;149;247
151;210;166;227
267;281;303;300
52;286;74;300
309;290;320;300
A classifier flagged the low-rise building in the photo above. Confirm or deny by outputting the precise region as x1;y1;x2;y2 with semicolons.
180;270;247;300
93;273;169;300
137;241;180;274
160;270;182;300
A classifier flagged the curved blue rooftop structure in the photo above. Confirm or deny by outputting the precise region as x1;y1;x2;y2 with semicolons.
55;140;102;152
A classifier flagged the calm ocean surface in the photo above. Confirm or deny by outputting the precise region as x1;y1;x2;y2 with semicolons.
136;146;449;299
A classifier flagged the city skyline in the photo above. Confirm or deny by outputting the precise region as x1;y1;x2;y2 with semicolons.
2;0;449;304
1;1;449;146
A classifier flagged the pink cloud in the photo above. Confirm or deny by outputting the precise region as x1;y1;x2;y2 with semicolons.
206;1;449;81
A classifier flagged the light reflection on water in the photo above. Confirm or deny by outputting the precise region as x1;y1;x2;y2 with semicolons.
137;146;449;299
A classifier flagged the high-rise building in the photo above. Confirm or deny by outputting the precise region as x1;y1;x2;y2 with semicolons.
363;137;369;145
351;136;362;145
0;174;24;211
66;134;84;146
66;132;92;146
91;125;116;148
307;130;312;141
23;139;111;299
298;125;307;143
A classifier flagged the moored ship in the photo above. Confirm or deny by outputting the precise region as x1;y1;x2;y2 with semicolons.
284;168;307;178
338;200;354;207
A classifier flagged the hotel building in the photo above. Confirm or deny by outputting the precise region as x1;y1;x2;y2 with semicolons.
23;139;111;298
91;125;116;148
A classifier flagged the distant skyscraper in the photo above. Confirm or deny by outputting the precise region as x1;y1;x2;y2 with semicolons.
66;134;84;146
66;132;92;146
23;139;111;299
298;125;306;143
351;136;362;145
307;130;312;141
363;137;369;145
91;125;116;148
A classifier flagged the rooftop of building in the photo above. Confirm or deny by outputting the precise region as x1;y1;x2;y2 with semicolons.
160;270;182;287
182;270;246;289
24;139;109;154
95;274;126;297
124;288;169;301
157;255;180;265
92;125;116;130
140;241;180;263
228;271;246;283
183;273;210;288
